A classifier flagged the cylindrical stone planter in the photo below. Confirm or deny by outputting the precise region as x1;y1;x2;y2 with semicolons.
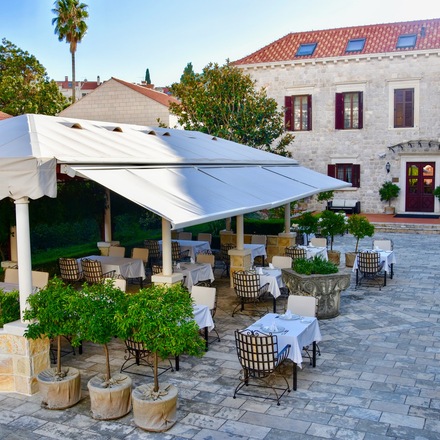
37;367;81;409
282;268;351;319
87;373;132;420
132;383;178;432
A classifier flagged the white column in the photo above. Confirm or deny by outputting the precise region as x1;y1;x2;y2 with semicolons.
284;203;291;233
161;218;173;276
236;215;244;250
104;188;112;242
14;197;33;322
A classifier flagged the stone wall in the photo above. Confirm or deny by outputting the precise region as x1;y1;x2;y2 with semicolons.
238;51;440;213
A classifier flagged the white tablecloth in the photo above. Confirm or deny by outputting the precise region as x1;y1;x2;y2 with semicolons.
174;262;214;291
0;282;19;292
193;304;215;331
258;268;284;299
159;240;211;261
78;255;146;280
352;250;396;274
298;245;328;261
244;244;267;260
248;312;322;367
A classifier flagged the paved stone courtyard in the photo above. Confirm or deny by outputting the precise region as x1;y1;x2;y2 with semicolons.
0;232;439;439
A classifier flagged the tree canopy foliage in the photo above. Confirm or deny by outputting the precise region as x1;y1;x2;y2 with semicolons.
170;62;294;156
0;39;68;115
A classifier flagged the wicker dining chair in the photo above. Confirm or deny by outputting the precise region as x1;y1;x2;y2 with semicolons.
355;251;386;290
284;246;307;261
233;329;291;405
59;258;83;284
197;233;212;245
178;231;192;240
232;270;269;317
171;241;191;263
220;243;235;277
144;240;161;267
81;258;116;284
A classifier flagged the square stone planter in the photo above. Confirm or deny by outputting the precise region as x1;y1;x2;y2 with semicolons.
281;269;351;319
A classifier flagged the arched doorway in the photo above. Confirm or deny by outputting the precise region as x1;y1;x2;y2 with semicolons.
405;162;435;212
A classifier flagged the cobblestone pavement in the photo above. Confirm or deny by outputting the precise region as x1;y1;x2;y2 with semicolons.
1;232;439;439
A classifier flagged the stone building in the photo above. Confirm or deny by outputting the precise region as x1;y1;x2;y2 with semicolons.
233;18;440;214
56;75;101;101
59;77;179;127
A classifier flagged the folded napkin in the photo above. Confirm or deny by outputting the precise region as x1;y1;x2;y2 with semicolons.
176;263;181;269
308;242;314;247
284;309;292;318
268;321;278;332
257;267;263;275
268;263;274;269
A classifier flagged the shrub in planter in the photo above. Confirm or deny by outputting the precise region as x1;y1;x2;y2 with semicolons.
23;277;82;409
293;256;339;275
379;181;400;213
71;280;131;420
296;211;319;244
345;215;375;267
0;289;20;327
117;283;206;432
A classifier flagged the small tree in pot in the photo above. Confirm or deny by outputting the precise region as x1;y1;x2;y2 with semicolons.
296;211;319;245
318;210;347;265
23;277;82;409
71;280;131;420
118;283;205;432
345;214;375;267
379;181;400;214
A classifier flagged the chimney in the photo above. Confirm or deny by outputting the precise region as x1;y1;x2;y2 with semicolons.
97;75;100;85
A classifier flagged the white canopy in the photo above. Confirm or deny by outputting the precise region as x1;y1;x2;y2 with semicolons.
0;114;349;228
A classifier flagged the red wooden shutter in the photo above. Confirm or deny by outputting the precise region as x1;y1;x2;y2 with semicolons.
284;96;293;131
327;164;336;178
335;93;344;129
358;92;363;129
352;164;361;187
307;95;312;130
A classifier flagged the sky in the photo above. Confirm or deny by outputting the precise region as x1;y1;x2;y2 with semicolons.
1;0;439;87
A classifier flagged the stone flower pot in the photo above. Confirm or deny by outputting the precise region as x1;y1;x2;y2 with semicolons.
282;268;351;319
37;367;81;410
132;383;178;432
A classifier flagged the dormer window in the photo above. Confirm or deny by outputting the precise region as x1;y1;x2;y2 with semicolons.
346;38;366;52
396;34;417;49
296;43;317;56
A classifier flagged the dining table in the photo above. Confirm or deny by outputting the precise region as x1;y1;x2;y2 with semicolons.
78;255;146;281
255;267;285;313
159;240;211;261
244;243;267;261
298;245;328;260
352;249;396;285
246;312;322;390
173;262;214;291
0;282;20;293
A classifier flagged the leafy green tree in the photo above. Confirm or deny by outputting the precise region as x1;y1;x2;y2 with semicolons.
180;62;195;83
170;61;294;156
52;0;89;103
0;39;68;115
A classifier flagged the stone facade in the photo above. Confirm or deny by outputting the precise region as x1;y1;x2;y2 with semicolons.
60;77;178;127
234;20;440;214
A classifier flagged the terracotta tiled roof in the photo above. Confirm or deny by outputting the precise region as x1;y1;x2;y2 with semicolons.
0;111;12;120
233;18;440;65
112;78;179;107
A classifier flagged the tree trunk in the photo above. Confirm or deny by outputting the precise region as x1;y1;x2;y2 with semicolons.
56;335;61;375
104;343;111;382
71;51;76;102
153;352;159;393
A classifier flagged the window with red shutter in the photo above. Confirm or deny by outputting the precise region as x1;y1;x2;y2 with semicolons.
285;95;312;131
335;92;363;130
328;163;360;188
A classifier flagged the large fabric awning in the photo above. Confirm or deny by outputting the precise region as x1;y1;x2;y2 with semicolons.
0;114;350;228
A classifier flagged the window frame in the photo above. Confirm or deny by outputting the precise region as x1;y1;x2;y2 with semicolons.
335;92;363;130
296;43;317;56
284;95;312;132
346;38;366;52
328;163;361;188
394;88;414;128
396;34;417;49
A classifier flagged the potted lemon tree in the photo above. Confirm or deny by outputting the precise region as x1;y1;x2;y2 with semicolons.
24;277;82;409
71;280;131;420
345;214;375;267
318;210;347;265
118;283;205;432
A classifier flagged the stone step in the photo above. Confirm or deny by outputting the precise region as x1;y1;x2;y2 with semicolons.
371;222;440;234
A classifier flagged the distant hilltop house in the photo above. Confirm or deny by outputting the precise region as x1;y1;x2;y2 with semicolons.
233;18;440;215
59;77;179;128
56;76;102;101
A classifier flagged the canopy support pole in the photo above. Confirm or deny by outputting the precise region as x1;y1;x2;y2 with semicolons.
14;197;33;322
104;188;112;242
236;215;244;250
284;203;291;233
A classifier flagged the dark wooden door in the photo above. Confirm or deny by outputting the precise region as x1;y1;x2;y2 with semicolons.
405;162;435;212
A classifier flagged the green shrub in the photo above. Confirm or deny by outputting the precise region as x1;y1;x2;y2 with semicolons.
293;256;339;275
0;290;20;327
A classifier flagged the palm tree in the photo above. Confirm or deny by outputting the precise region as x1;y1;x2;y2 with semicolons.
52;0;89;103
